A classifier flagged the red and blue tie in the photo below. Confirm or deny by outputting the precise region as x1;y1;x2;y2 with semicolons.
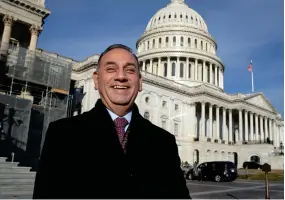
114;117;129;151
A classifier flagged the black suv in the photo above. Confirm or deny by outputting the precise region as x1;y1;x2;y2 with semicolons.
186;161;238;182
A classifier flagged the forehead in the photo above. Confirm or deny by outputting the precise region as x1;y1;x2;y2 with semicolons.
100;48;137;65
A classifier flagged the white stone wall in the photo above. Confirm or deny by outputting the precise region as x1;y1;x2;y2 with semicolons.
75;74;284;169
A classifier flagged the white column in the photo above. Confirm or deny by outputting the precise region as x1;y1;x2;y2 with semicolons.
190;103;197;137
229;109;233;142
238;109;243;142
220;69;224;89
186;58;189;79
255;114;259;141
216;106;220;140
222;108;227;141
209;63;213;84
244;111;248;141
201;101;205;138
250;112;254;141
214;66;218;86
273;121;277;146
208;104;213;138
202;61;206;82
276;125;280;146
279;126;282;144
260;116;264;142
167;57;171;78
269;119;273;142
29;25;42;51
265;117;269;141
143;61;146;71
182;102;191;136
195;59;198;80
1;15;15;52
198;64;202;81
150;59;153;73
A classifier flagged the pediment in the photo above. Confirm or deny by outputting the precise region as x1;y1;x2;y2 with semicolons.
244;94;276;112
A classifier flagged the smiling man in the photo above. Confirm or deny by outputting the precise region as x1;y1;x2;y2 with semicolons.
33;44;190;199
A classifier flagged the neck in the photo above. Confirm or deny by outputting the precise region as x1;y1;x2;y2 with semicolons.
101;99;132;117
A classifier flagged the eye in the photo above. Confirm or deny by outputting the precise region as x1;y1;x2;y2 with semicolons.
106;66;116;72
126;67;136;73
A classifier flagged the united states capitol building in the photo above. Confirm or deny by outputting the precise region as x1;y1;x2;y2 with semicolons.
0;0;284;169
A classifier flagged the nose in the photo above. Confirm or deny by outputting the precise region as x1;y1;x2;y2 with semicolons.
114;68;128;82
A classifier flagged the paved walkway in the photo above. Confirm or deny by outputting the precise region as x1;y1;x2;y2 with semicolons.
187;180;284;199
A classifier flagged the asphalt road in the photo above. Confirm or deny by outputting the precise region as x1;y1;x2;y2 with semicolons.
187;179;284;199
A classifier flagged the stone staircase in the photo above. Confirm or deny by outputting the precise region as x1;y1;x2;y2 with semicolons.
0;157;35;199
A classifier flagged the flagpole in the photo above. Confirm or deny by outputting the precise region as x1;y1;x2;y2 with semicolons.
251;71;254;93
251;60;254;93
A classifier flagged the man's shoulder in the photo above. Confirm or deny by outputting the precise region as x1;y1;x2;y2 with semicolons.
49;110;92;129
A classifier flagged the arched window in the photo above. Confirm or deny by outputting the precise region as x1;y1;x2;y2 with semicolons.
164;63;167;77
180;63;184;78
206;43;208;51
194;39;197;48
180;37;184;47
144;112;150;120
152;39;155;48
166;37;169;47
188;38;191;47
159;38;162;48
188;64;191;78
201;41;203;50
172;63;176;76
147;41;150;49
173;37;176;46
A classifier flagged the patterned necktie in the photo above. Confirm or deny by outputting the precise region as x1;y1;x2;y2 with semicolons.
114;117;129;151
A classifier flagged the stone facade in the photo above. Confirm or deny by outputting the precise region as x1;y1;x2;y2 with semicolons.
72;0;284;169
1;0;283;169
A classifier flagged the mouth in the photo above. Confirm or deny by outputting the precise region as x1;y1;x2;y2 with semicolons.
112;85;129;89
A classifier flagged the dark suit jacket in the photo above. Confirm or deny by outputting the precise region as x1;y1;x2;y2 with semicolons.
33;99;190;199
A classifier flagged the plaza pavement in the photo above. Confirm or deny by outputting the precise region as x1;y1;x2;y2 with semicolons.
187;179;284;199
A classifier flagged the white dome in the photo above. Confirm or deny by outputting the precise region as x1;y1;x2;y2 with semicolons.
146;0;208;33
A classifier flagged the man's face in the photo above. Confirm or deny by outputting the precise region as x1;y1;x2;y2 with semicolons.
93;48;142;112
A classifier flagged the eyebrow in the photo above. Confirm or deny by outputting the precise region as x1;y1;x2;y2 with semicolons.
104;61;137;68
104;61;117;66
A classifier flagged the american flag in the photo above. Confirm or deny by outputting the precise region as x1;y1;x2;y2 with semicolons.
248;60;253;72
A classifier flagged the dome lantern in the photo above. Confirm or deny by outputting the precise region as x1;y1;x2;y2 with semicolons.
171;0;185;4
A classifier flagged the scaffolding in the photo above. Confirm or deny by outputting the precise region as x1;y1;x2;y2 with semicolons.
0;41;73;169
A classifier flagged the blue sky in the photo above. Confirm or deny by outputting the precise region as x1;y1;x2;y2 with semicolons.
38;0;284;117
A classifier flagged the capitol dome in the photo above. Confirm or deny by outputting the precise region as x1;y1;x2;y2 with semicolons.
136;0;225;90
146;0;208;33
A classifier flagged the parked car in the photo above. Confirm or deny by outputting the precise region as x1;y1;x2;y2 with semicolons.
186;161;238;182
243;161;262;169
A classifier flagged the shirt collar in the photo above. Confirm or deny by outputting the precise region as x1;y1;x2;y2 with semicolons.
106;108;132;124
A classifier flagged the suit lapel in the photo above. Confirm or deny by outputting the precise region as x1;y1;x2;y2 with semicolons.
87;99;146;158
88;99;125;156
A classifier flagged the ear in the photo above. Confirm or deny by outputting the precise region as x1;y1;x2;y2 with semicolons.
138;73;142;92
93;71;99;90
